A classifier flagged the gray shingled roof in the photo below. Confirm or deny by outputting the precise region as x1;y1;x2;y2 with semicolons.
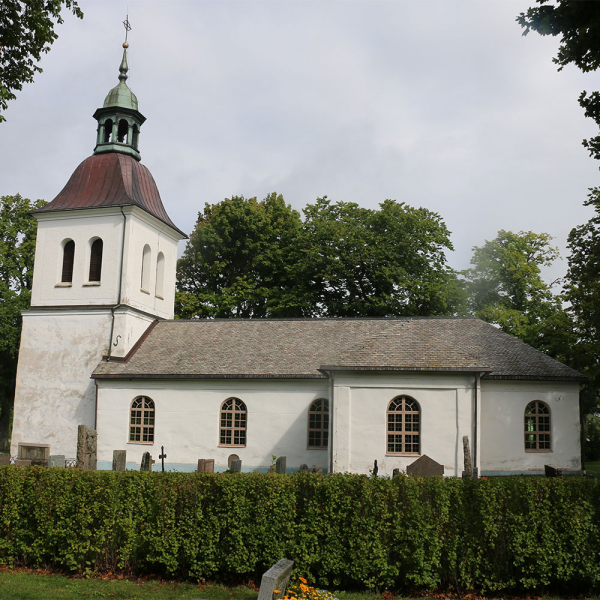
92;317;585;382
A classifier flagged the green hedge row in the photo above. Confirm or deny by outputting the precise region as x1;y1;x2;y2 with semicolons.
0;468;598;594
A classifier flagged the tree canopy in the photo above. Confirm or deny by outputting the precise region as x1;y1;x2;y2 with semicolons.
0;0;83;122
518;1;600;160
176;194;465;320
0;194;46;449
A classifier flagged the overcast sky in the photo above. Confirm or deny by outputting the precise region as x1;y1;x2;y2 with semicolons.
2;0;599;284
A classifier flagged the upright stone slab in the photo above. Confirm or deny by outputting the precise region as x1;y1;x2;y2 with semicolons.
311;465;323;473
18;442;50;466
76;425;97;470
298;463;309;472
257;558;295;600
462;435;473;478
275;456;286;474
49;455;66;468
0;454;10;466
140;452;154;472
406;455;444;477
545;464;563;477
112;450;127;471
16;459;31;466
230;458;242;472
197;459;215;472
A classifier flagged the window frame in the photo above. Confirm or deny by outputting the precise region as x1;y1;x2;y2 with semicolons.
219;397;247;448
128;396;155;444
307;398;329;449
524;400;552;453
141;244;151;293
88;238;103;283
60;239;75;284
386;395;421;456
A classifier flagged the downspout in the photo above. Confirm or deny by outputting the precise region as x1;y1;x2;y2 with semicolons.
473;373;482;478
328;371;334;473
107;207;127;361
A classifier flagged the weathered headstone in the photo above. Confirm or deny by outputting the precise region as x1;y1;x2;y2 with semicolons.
462;435;473;478
0;454;10;466
230;458;242;472
16;459;31;466
140;452;154;472
112;450;127;471
197;458;215;472
373;459;379;477
545;464;563;478
257;558;295;600
49;455;66;468
18;442;50;466
311;465;323;473
298;463;309;472
392;468;400;478
406;455;444;477
275;456;286;474
76;425;97;470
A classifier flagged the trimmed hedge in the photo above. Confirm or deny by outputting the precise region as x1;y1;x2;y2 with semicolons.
0;468;598;594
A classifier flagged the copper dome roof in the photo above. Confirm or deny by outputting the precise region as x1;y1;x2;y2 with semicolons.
35;153;186;236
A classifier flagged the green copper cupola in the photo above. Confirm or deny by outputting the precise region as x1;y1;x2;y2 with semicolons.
93;42;146;161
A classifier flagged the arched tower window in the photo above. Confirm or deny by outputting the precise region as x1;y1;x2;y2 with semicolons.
155;252;165;298
61;240;75;283
525;401;551;452
103;119;113;143
129;396;155;443
220;398;247;447
387;395;420;455
141;244;151;292
308;399;329;448
88;238;103;282
132;124;139;149
117;119;128;143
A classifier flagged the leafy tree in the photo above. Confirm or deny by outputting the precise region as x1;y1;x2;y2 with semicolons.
176;193;307;319
0;194;46;450
0;0;83;122
301;197;465;317
563;190;600;415
462;230;574;357
517;1;600;160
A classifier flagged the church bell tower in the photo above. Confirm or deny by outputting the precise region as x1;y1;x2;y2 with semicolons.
10;39;186;459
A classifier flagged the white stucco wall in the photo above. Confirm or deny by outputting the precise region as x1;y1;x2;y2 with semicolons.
11;309;112;457
480;380;581;473
331;371;476;477
96;378;330;471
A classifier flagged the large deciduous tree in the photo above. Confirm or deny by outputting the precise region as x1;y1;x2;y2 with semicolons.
463;230;574;360
0;0;83;122
176;194;465;319
0;194;45;450
518;1;600;160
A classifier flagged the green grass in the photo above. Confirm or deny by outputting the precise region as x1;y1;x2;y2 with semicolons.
0;571;388;600
585;460;600;475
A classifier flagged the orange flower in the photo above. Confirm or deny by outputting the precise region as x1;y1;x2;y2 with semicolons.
298;577;307;584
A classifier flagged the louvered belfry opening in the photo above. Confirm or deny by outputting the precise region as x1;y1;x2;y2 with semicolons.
89;238;103;282
61;240;75;283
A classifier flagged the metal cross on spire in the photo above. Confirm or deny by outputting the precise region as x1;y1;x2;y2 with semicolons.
123;14;132;45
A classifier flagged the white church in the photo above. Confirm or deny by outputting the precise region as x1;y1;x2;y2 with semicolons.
11;44;585;476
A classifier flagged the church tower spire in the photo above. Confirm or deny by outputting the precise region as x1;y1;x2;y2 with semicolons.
93;37;146;161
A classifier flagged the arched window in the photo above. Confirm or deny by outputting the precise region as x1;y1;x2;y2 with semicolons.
103;119;113;143
117;119;128;143
132;124;139;149
525;401;551;452
387;395;420;455
220;398;247;447
88;238;103;282
308;399;329;448
141;244;151;292
61;240;75;283
155;252;165;298
129;396;155;443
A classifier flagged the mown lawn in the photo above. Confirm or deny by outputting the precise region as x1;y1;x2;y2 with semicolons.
585;460;600;476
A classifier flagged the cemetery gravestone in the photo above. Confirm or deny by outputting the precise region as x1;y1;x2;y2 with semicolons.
311;465;323;473
406;454;444;477
462;435;473;478
76;425;97;470
298;463;309;472
140;452;154;472
0;454;10;466
18;442;50;466
257;558;295;600
545;464;563;477
197;459;215;472
49;455;66;468
16;460;31;466
230;459;242;472
275;456;286;474
112;450;127;471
